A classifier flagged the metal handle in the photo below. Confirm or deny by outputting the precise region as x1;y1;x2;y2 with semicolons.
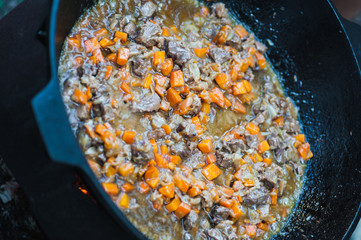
31;78;85;168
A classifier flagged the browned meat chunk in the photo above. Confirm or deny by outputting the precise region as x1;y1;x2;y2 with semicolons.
204;229;226;240
243;188;269;206
165;40;191;65
123;21;138;38
141;1;157;17
209;47;231;64
132;57;150;78
183;210;198;231
170;141;190;159
255;41;268;54
216;221;237;240
136;20;161;47
212;3;228;18
131;139;153;163
177;119;198;138
210;206;230;225
131;93;161;112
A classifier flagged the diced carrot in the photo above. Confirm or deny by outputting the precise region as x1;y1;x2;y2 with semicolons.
159;125;171;135
270;188;278;205
122;130;136;144
173;97;192;115
74;56;83;66
209;87;225;108
244;180;254;187
257;223;269;231
84;37;100;53
201;6;209;16
107;53;117;63
206;153;216;164
121;183;134;192
102;182;119;195
154;74;167;87
116;48;130;66
155;84;165;97
138;181;150;194
295;134;305;143
191;116;203;135
230;64;241;82
220;198;233;208
166;88;182;107
232;80;252;95
169;155;181;165
298;143;311;159
118;161;134;177
120;81;131;94
145;166;160;189
106;166;117;177
245;225;257;237
72;88;88;104
263;158;272;166
233;100;246;114
230;202;243;218
161;58;173;76
198;139;213;153
162;28;171;37
246;122;259;135
200;114;210;125
170;70;185;87
114;31;128;42
68;35;80;49
165;196;181;212
91;48;105;64
234;25;248;38
104;65;112;80
99;37;114;48
213;25;231;44
160;99;170;111
258;140;270;153
255;51;266;69
202;163;221;180
159;182;175;198
94;28;107;37
152;51;165;67
188;187;202;197
248;46;256;55
174;173;189;193
199;90;213;104
154;153;168;168
201;103;211;114
273;116;285;127
224;97;232;108
215;73;231;90
94;124;106;136
143;73;153;89
193;47;209;58
175;202;191;218
118;193;130;208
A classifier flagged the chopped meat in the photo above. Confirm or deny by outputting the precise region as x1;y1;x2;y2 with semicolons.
170;141;190;159
284;116;300;133
131;93;161;112
123;21;138;38
267;132;281;149
132;57;150;78
212;3;228;18
136;20;162;47
147;128;166;139
204;229;226;240
187;94;202;116
255;41;268;54
210;206;230;225
177;119;198;138
76;104;90;120
183;210;198;231
243;187;270;206
165;40;192;65
245;133;259;149
209;47;231;64
216;221;237;240
215;152;234;168
141;1;157;17
131;139;153;163
200;190;213;208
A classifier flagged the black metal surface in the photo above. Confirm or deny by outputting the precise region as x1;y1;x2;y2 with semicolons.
1;0;361;239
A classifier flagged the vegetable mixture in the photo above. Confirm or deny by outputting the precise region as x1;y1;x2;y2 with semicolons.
58;0;313;239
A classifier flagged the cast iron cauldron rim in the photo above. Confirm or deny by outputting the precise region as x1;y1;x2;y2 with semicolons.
47;0;361;239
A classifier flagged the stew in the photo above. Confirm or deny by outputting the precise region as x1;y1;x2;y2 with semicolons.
58;0;313;239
